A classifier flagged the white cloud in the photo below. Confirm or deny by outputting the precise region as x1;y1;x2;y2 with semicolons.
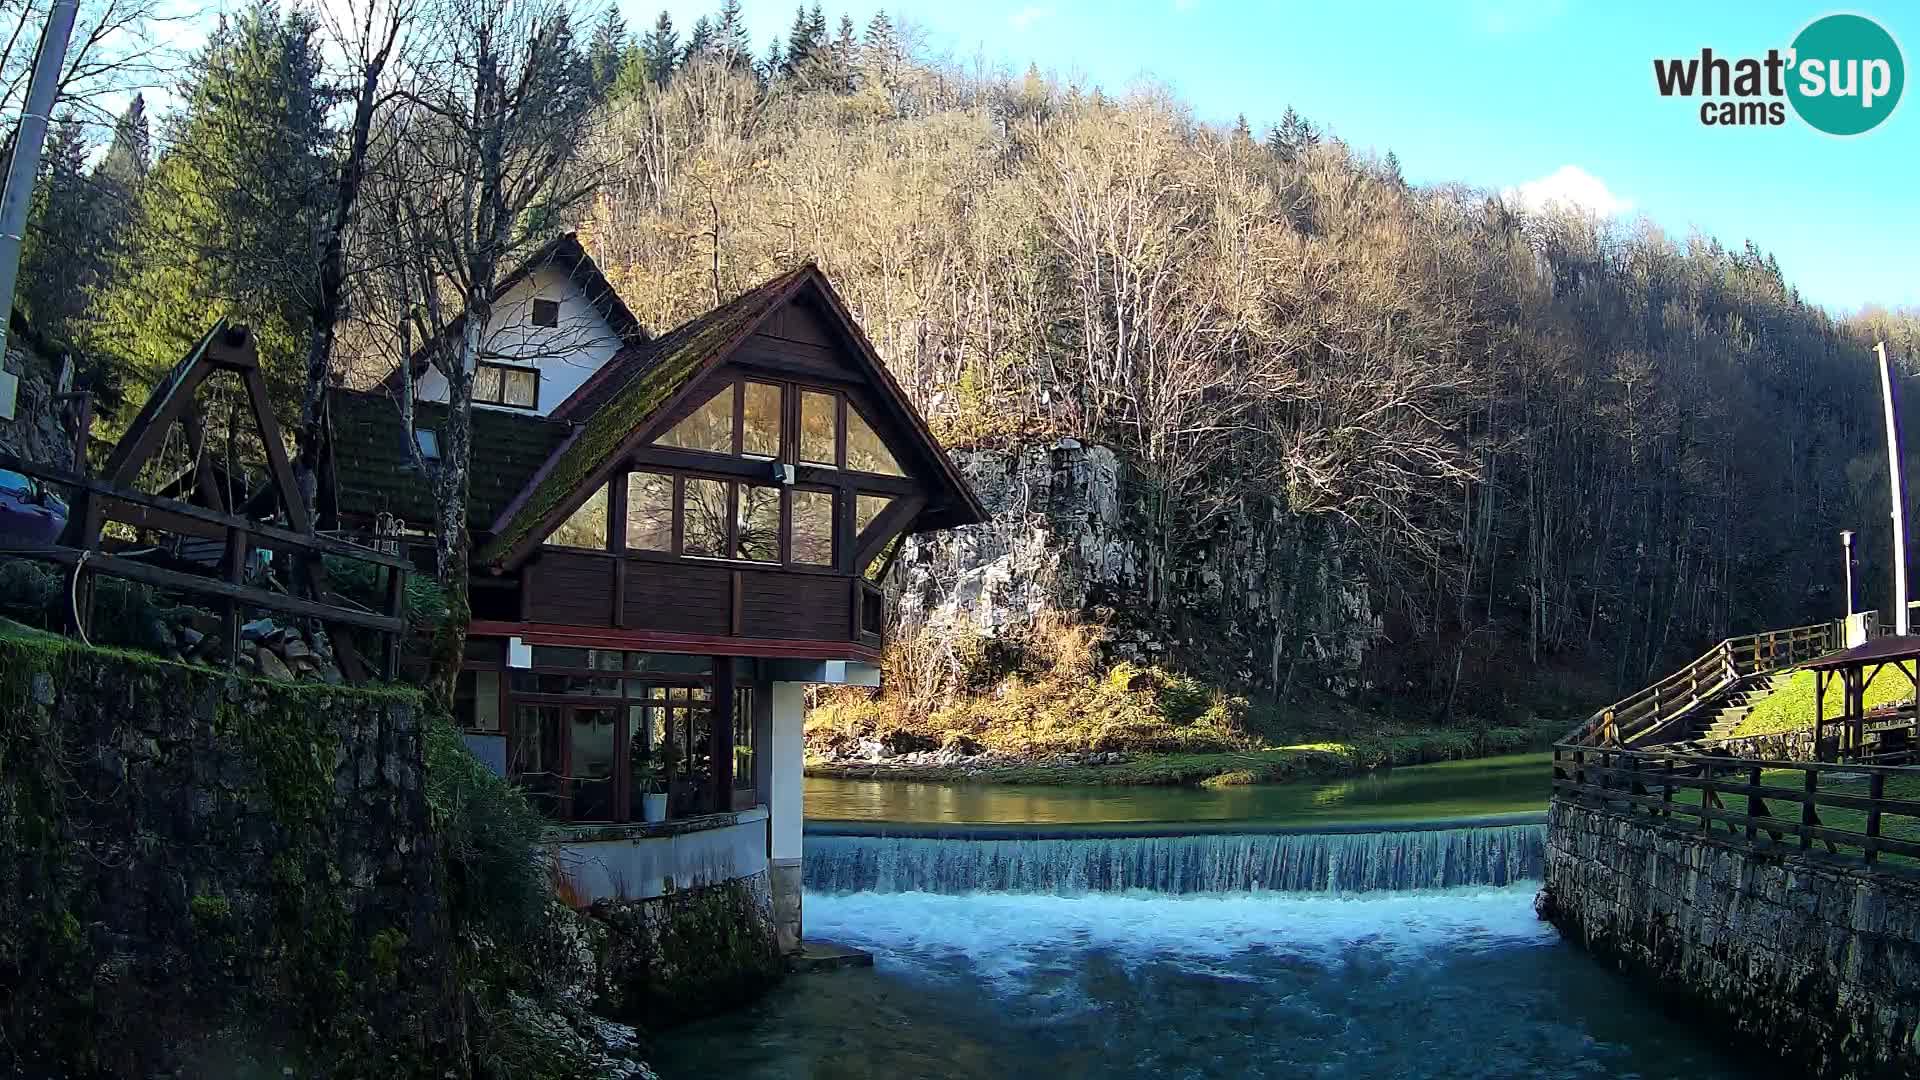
1009;5;1054;31
1503;165;1635;219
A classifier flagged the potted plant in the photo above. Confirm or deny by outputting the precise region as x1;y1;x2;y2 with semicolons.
635;760;668;823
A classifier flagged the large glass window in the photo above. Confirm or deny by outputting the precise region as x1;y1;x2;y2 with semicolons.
626;471;673;551
546;483;609;549
742;382;782;458
658;386;734;453
683;477;729;557
791;489;835;565
846;406;904;475
568;706;619;821
856;492;894;537
737;484;782;562
800;389;838;466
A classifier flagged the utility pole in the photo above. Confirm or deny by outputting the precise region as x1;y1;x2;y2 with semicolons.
1877;341;1910;636
0;0;81;404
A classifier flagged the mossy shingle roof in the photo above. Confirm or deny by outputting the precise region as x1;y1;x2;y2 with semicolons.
477;265;815;563
329;389;572;528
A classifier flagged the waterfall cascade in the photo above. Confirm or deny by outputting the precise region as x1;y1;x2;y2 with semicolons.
804;822;1545;895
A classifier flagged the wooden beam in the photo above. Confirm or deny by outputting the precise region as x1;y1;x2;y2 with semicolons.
242;366;309;533
854;494;926;571
0;452;409;569
469;619;880;662
709;657;735;813
20;544;404;633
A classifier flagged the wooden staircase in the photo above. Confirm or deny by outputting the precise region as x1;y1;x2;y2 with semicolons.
1564;621;1845;749
1683;671;1793;742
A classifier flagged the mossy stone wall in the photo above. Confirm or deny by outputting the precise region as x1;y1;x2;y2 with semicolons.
0;632;463;1077
591;871;785;1028
1543;799;1920;1079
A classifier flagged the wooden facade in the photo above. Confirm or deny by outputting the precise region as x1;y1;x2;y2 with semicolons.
329;258;984;825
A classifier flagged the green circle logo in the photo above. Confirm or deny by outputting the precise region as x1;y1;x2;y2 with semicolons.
1788;13;1905;135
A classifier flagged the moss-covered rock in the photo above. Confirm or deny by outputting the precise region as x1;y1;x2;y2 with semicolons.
591;873;785;1028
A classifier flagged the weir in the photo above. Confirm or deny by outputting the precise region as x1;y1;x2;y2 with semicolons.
804;820;1545;895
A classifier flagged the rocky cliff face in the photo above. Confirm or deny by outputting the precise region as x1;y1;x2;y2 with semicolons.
0;333;76;471
894;439;1380;694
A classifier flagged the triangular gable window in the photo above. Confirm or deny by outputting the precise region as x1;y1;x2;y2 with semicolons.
656;385;732;453
846;406;904;477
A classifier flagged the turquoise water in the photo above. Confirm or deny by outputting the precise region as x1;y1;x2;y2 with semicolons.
652;885;1752;1079
652;755;1756;1078
804;751;1551;826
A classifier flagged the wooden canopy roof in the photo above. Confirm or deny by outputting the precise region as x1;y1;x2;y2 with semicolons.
1807;635;1920;670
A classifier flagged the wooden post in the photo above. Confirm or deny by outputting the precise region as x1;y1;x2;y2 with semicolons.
708;656;735;813
1802;769;1817;851
223;524;248;667
1815;670;1826;760
1867;771;1885;865
1746;764;1762;842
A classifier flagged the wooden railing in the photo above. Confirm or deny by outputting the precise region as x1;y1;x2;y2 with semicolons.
1553;744;1920;866
0;451;408;680
1563;620;1841;747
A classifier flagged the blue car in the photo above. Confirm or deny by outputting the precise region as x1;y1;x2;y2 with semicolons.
0;467;67;545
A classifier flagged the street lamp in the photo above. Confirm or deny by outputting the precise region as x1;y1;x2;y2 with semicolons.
1842;529;1856;616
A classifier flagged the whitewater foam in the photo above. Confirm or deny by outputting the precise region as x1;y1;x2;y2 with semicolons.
807;885;1556;986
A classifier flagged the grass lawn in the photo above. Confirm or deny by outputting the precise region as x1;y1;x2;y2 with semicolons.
1731;668;1918;738
1651;766;1920;866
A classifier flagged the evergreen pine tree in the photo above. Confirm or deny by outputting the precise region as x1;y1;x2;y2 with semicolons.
89;94;149;267
15;118;101;337
716;0;751;67
864;9;897;64
1231;113;1252;144
87;3;330;408
782;4;815;74
1381;149;1404;186
639;10;679;86
684;15;713;63
586;9;628;100
1272;105;1320;161
763;37;784;82
833;12;856;87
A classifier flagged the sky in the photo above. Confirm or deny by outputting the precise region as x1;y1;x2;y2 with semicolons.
634;0;1919;314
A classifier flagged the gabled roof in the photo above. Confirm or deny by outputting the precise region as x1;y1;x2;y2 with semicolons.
376;232;648;392
477;263;988;568
329;389;572;527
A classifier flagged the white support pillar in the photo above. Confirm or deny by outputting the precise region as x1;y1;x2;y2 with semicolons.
767;680;806;952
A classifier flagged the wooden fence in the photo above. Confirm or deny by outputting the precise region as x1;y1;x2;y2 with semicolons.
0;451;407;680
1563;620;1842;748
1552;745;1920;867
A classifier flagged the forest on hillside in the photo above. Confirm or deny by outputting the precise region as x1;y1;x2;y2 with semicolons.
10;0;1920;720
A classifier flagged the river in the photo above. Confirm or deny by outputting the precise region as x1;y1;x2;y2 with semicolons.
651;753;1757;1078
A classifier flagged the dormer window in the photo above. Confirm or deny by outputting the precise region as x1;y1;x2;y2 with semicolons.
530;298;560;328
475;361;538;409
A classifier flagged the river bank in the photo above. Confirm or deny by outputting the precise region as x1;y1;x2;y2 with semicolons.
805;720;1559;786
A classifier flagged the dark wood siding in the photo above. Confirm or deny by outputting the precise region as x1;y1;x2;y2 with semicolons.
625;561;731;635
740;570;850;640
525;551;615;625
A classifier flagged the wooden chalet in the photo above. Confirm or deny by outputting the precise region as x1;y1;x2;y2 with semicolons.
324;239;985;943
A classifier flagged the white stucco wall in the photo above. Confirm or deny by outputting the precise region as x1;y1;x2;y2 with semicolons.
415;265;624;417
553;806;770;904
769;682;806;864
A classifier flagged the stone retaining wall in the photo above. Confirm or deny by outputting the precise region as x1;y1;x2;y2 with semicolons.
1543;799;1920;1079
0;631;461;1077
1699;727;1816;761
